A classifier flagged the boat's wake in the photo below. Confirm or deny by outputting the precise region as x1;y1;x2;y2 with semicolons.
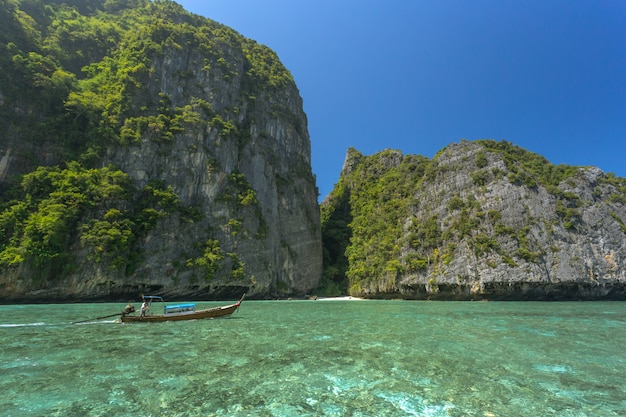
73;319;118;325
1;319;119;328
0;322;47;328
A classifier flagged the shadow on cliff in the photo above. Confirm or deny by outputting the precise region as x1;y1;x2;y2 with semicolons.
319;189;352;296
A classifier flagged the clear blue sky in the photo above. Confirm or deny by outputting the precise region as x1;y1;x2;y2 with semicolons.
177;0;626;200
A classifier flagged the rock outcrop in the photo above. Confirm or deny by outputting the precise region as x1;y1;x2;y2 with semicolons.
321;141;626;300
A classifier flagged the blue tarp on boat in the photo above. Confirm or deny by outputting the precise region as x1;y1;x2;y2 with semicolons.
164;303;196;314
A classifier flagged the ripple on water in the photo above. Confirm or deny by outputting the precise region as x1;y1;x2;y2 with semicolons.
534;364;571;373
376;392;455;417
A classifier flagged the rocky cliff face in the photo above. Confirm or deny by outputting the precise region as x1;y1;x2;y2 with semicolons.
0;0;321;301
100;38;322;301
322;141;626;300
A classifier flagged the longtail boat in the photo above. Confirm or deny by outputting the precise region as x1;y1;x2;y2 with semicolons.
119;294;245;323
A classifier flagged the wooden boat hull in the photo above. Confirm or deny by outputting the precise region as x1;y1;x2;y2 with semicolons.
120;299;242;323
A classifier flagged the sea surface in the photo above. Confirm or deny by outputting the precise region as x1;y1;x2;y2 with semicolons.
0;300;624;416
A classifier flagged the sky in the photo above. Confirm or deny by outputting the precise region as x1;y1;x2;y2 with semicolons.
177;0;626;201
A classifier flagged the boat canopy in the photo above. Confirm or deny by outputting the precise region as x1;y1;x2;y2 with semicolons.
143;296;163;301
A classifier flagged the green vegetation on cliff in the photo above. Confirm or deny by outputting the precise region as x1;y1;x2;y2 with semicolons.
0;162;182;280
1;0;293;163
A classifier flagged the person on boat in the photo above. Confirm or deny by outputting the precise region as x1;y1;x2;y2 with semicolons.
122;304;135;316
140;299;149;318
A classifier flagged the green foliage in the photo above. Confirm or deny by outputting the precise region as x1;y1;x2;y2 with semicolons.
11;51;75;110
487;210;502;223
477;140;580;190
512;227;544;263
609;212;626;235
226;218;242;237
514;247;540;263
318;181;352;295
187;239;224;282
210;115;238;138
42;5;123;74
321;150;432;295
476;140;594;231
471;233;500;258
119;94;192;144
471;169;489;186
0;163;131;274
80;211;134;268
315;277;344;297
449;208;480;239
447;195;465;211
227;252;245;280
502;255;517;267
404;253;429;272
242;39;294;92
221;171;259;208
555;200;579;230
141;180;180;213
184;238;246;284
408;216;442;251
599;173;626;204
475;151;488;168
494;222;516;237
0;161;188;278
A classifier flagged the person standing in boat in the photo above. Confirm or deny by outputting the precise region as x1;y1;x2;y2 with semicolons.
140;298;149;318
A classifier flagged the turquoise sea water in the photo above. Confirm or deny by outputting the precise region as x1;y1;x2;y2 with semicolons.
1;300;624;417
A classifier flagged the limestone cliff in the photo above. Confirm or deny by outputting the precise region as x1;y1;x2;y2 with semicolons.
321;141;626;300
0;0;321;301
